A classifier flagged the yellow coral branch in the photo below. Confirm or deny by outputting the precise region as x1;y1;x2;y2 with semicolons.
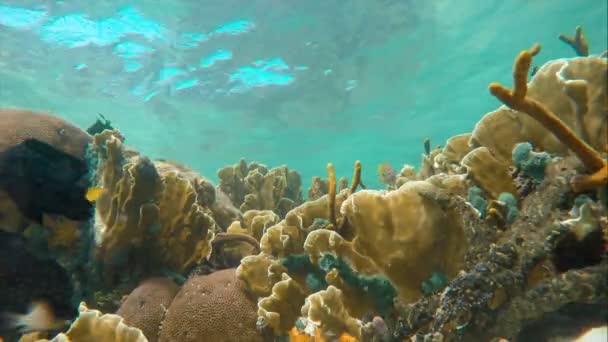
558;25;589;57
327;163;337;226
570;164;608;193
348;160;362;195
489;44;607;191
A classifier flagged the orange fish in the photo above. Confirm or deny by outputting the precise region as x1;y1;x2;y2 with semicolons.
289;326;358;342
85;186;105;202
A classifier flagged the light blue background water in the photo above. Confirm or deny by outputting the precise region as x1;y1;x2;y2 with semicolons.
0;0;606;191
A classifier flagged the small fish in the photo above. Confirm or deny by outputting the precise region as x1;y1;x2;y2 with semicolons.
85;186;105;202
378;162;397;186
2;301;70;334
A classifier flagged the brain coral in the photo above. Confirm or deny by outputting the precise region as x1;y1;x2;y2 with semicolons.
116;277;180;342
0;108;91;158
158;268;265;342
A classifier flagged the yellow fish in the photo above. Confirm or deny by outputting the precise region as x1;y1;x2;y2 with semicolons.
85;187;105;202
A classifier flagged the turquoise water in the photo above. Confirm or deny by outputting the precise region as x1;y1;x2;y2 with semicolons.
0;0;606;190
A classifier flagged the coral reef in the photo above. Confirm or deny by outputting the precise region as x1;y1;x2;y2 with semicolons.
488;44;607;193
4;28;608;342
217;159;303;217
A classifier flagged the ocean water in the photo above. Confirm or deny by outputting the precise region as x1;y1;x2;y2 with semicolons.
0;0;606;189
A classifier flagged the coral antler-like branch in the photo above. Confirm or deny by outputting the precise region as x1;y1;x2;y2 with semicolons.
348;160;362;195
559;25;589;57
489;44;607;192
327;163;337;226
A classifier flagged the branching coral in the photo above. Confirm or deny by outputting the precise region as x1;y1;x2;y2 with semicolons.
488;44;607;193
326;160;364;231
559;26;589;57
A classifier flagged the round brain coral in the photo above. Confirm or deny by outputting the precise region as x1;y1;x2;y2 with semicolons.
0;108;91;158
116;277;180;342
159;268;265;342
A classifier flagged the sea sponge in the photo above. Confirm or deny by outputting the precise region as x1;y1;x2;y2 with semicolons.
44;302;147;342
116;277;179;342
158;268;264;342
0;108;91;159
467;186;488;218
340;181;468;302
512;142;552;183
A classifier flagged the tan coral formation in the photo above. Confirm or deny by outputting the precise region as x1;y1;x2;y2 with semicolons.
301;286;363;340
341;181;468;302
488;44;607;192
217;159;303;216
237;173;471;337
90;130;216;276
461;147;518;199
420;44;607;198
44;302;148;342
257;273;308;335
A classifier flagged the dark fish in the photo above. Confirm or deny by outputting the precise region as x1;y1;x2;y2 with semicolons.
86;113;114;135
0;138;93;223
0;232;75;340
